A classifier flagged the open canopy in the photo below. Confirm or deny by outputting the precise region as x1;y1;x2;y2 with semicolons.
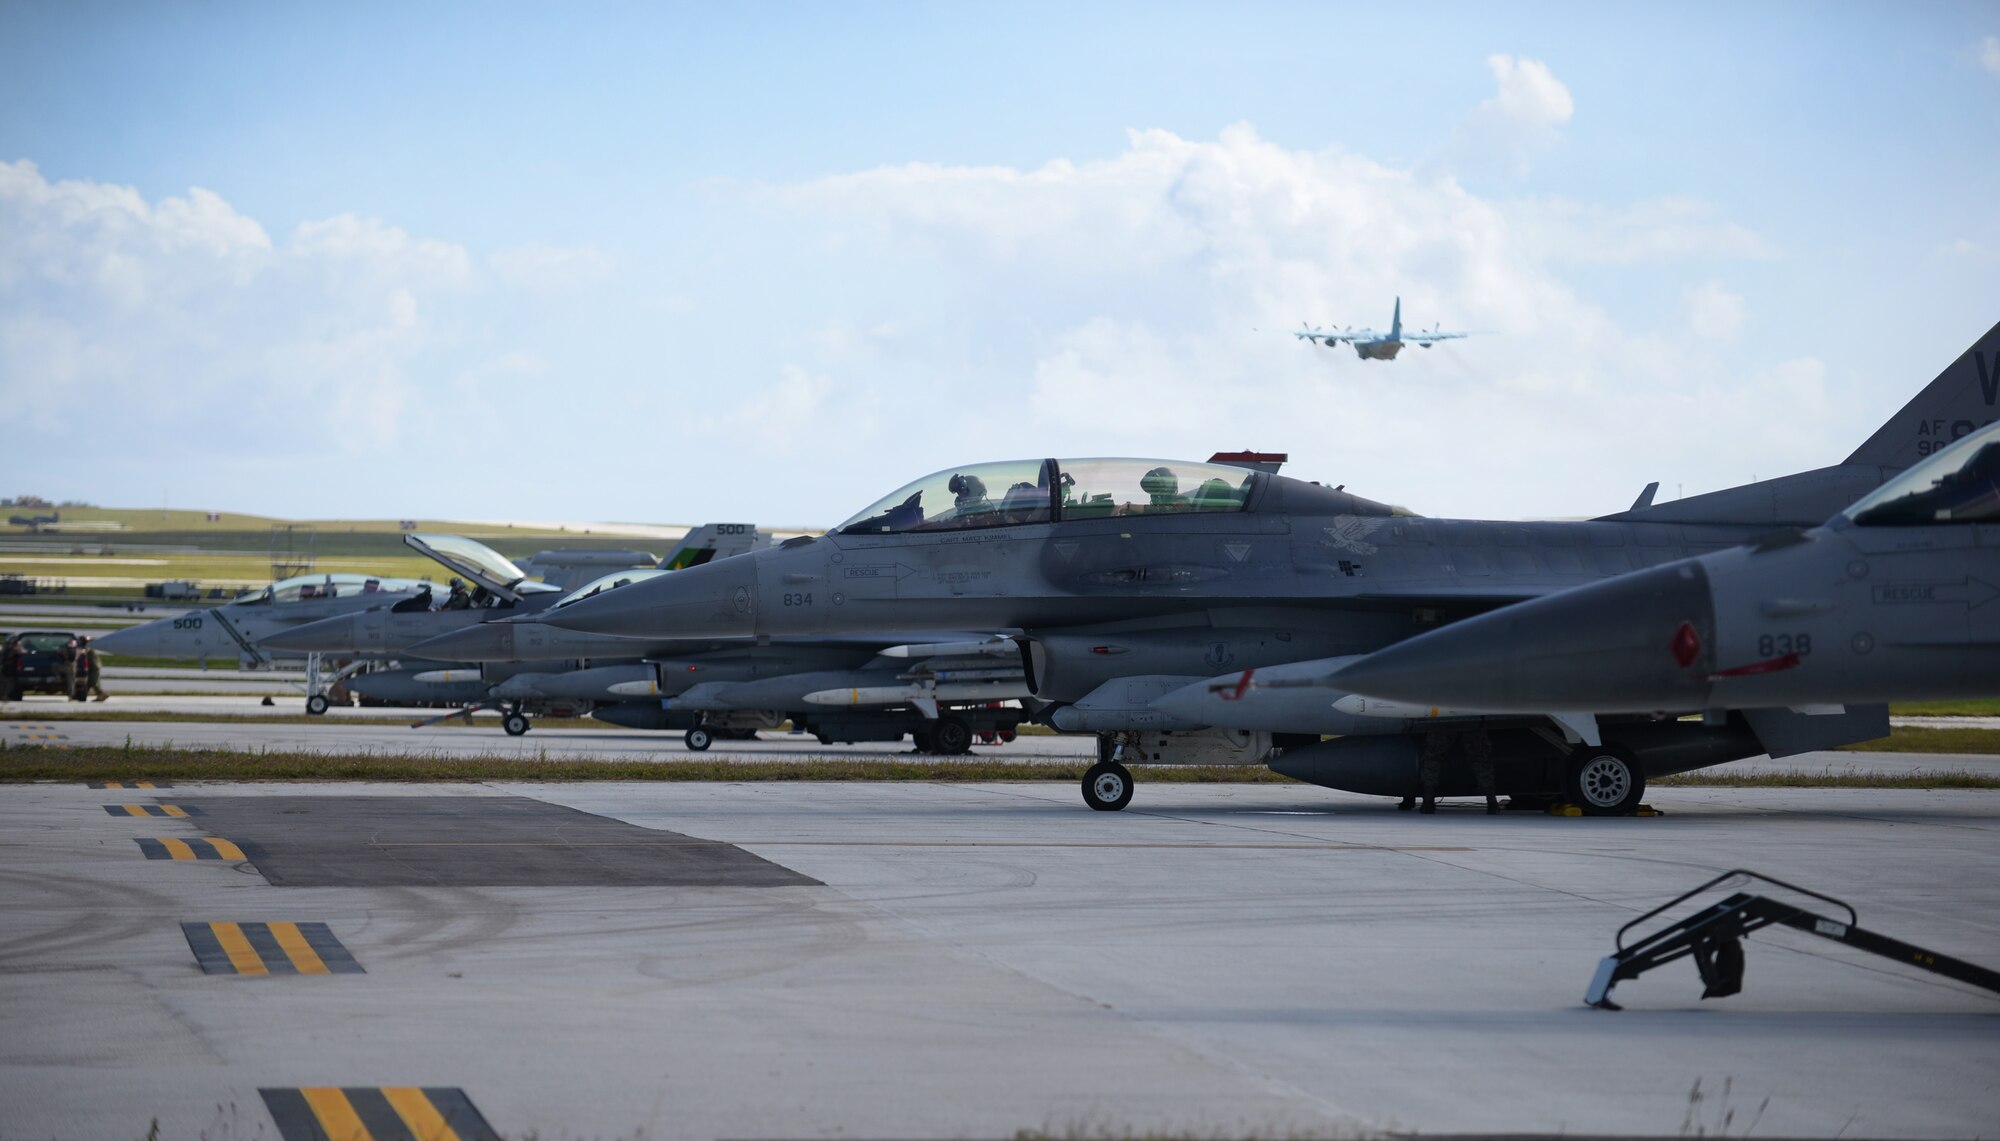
405;534;559;600
835;458;1260;536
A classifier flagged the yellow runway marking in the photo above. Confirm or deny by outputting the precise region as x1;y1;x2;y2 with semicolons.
207;838;247;860
269;922;330;976
211;922;268;976
159;837;196;860
301;1088;371;1141
383;1086;462;1140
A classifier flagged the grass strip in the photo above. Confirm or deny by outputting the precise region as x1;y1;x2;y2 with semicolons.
0;710;612;728
1837;728;2000;754
0;746;1286;784
3;745;1997;787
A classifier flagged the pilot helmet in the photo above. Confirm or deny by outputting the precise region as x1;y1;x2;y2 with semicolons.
1141;467;1179;499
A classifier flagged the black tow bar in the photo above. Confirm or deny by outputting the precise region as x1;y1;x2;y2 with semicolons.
1586;868;2000;1010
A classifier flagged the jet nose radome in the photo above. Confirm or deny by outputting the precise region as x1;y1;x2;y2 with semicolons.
90;623;157;657
539;555;760;639
405;621;517;663
1330;559;1720;714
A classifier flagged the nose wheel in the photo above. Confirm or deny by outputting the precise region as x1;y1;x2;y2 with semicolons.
1082;761;1134;811
502;711;531;736
305;694;330;717
685;726;714;752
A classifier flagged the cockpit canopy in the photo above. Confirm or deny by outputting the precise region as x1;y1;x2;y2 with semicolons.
836;458;1260;536
232;574;432;606
1846;420;2000;526
552;567;669;609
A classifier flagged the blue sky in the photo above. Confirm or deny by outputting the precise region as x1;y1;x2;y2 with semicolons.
3;2;1998;527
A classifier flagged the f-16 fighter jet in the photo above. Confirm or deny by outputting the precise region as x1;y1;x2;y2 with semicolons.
258;524;765;659
1295;297;1469;360
1329;418;2000;718
537;319;1998;814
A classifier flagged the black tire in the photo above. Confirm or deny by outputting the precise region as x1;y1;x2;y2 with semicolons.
932;716;973;756
685;726;713;751
1566;746;1646;815
815;732;834;745
305;694;330;717
1082;761;1134;811
503;712;530;737
910;729;938;754
725;728;759;740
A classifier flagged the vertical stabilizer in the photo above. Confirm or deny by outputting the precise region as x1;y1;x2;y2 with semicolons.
1390;297;1402;340
1844;318;2000;469
658;524;767;570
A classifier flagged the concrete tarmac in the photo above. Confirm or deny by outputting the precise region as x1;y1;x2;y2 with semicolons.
0;780;1995;1139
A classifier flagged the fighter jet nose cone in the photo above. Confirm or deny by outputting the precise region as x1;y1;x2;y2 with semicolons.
406;621;514;663
1332;559;1720;714
90;626;147;656
540;556;760;639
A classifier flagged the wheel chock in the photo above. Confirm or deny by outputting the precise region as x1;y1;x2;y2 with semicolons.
1546;802;1662;817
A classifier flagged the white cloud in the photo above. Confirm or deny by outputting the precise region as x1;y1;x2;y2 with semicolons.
706;364;867;449
777;119;1834;519
1979;35;2000;72
0;159;477;457
1451;54;1575;177
489;243;614;292
1686;281;1745;340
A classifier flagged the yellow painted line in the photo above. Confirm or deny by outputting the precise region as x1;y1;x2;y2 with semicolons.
160;837;197;861
210;922;268;976
161;805;190;818
208;838;247;861
268;922;330;976
300;1087;370;1141
384;1086;462;1141
120;804;148;816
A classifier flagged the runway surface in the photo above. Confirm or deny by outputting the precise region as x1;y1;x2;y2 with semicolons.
2;779;1996;1139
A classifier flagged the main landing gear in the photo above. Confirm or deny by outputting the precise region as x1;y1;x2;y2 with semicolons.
1082;760;1134;811
502;708;531;737
1566;745;1646;816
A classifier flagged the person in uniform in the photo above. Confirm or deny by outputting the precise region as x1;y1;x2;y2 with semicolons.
443;578;472;610
0;634;20;701
78;635;107;702
1412;729;1500;815
54;636;79;701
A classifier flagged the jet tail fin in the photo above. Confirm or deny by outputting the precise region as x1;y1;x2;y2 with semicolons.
1843;317;2000;469
1600;317;2000;527
1390;296;1402;340
658;524;768;570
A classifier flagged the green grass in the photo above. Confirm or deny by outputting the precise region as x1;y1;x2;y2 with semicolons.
1838;728;2000;754
0;747;1288;784
0;710;615;728
1890;698;2000;716
3;745;1996;787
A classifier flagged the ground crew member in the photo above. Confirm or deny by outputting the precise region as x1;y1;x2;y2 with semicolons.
78;635;107;702
0;634;20;701
1413;729;1500;815
54;636;79;701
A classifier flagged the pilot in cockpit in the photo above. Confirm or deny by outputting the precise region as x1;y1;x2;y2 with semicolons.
1141;466;1180;509
949;473;991;519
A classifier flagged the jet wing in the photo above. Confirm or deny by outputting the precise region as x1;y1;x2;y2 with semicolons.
1404;331;1469;344
1294;327;1373;344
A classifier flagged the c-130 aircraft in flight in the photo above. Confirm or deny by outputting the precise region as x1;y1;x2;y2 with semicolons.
541;319;1998;815
1294;296;1470;360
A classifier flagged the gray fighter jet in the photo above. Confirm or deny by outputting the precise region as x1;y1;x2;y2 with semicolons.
537;319;1998;813
1327;417;2000;716
259;524;765;659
